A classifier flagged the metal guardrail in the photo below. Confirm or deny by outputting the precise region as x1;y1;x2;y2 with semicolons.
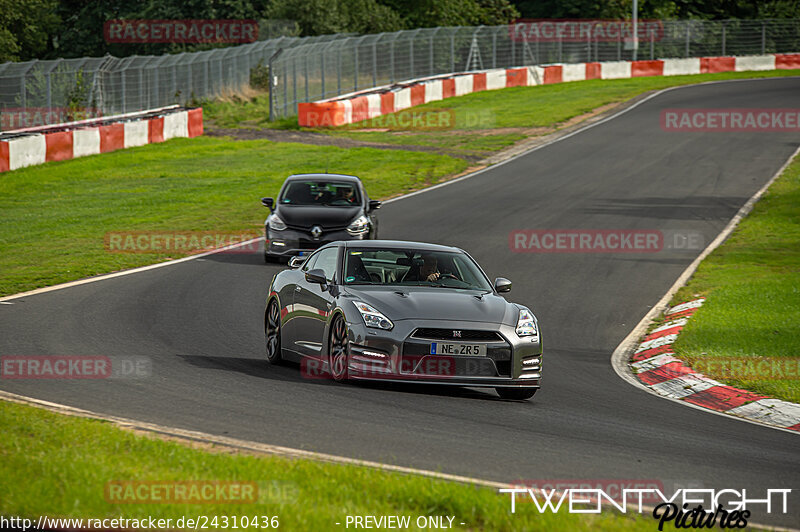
1;19;799;129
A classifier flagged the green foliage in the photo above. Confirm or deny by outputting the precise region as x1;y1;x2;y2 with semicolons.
0;0;60;61
265;0;405;35
512;0;800;20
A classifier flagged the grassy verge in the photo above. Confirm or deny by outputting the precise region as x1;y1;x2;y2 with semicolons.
671;154;800;403
0;137;466;297
205;69;800;160
0;400;660;531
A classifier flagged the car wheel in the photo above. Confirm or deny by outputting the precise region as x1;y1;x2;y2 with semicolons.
265;300;283;365
496;388;537;401
328;314;350;382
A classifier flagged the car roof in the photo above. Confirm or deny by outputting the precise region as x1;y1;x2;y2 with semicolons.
286;173;362;183
341;240;463;253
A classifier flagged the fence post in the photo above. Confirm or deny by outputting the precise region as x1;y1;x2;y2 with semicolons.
410;36;414;78
46;70;52;115
354;42;359;91
650;29;654;59
321;48;325;99
391;36;396;82
372;38;378;86
761;21;766;54
121;69;126;113
685;22;690;57
492;28;497;68
721;21;727;56
268;49;283;122
450;31;455;72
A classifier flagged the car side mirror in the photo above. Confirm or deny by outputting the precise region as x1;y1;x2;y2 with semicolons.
369;200;382;211
261;197;274;211
305;268;328;286
289;256;305;269
494;277;512;293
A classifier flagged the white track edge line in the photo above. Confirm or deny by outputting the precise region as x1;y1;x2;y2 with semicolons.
0;237;264;302
610;144;800;435
1;389;796;532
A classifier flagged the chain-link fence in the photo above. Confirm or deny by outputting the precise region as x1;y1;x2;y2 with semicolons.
271;19;800;118
0;34;346;130
2;19;799;129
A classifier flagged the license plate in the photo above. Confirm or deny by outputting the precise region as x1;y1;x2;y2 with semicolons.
430;342;486;356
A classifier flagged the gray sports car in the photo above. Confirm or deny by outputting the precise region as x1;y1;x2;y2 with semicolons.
264;240;542;400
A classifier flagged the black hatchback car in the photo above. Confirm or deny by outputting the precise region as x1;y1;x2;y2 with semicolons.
261;173;381;261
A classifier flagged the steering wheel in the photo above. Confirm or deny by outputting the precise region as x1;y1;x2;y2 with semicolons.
438;272;458;280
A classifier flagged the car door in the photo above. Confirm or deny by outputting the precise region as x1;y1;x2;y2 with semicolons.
280;251;319;356
291;246;339;358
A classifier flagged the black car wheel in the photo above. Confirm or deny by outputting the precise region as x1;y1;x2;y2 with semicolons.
328;315;350;381
265;300;283;365
496;388;537;401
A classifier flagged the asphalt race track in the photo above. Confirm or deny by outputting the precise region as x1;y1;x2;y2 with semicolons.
2;78;800;526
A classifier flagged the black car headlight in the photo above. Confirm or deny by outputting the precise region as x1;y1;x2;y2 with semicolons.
347;215;369;235
353;301;393;330
267;214;287;231
516;308;539;339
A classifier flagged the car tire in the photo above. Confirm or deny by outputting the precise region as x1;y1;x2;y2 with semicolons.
265;300;283;365
496;388;537;401
328;314;350;382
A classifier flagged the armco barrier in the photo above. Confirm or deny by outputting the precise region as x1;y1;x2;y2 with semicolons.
0;106;203;173
298;53;800;127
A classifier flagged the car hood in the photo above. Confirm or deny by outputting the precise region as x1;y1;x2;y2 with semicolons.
344;286;516;324
276;205;361;229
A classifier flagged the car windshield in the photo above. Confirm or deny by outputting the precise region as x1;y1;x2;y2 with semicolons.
279;180;360;207
343;248;492;290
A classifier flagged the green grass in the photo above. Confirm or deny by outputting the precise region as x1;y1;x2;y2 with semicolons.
0;400;662;531
0;137;465;296
671;154;800;403
203;69;800;160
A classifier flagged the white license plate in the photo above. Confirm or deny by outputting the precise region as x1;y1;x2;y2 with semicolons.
430;342;486;356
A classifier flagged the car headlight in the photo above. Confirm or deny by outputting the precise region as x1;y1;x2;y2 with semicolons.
353;301;393;330
347;215;369;235
516;308;539;338
267;214;287;231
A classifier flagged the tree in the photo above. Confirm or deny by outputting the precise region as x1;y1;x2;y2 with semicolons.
0;0;60;62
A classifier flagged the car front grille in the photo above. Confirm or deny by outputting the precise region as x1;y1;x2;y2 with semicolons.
411;328;504;342
401;341;512;378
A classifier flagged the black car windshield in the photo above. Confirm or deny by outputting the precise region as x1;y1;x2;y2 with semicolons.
343;248;492;290
279;180;360;207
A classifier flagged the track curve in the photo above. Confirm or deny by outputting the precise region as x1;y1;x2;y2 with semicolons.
2;78;800;526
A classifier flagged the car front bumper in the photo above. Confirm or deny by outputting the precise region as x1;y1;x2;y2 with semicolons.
265;227;368;258
343;318;542;388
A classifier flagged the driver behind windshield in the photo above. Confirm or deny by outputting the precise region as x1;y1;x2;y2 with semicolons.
405;254;441;282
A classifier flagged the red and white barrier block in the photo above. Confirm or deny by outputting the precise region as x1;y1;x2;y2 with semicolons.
631;299;800;432
298;53;800;127
0;107;203;173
